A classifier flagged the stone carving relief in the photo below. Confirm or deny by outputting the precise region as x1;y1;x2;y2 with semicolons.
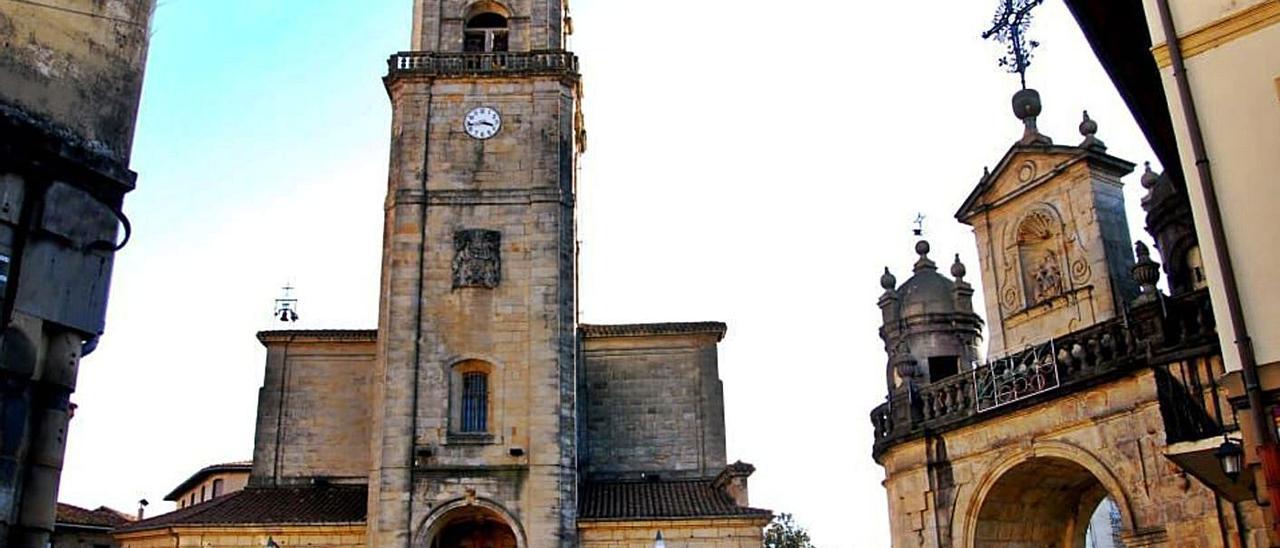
1030;250;1064;302
1016;160;1037;184
452;229;502;289
1017;209;1065;307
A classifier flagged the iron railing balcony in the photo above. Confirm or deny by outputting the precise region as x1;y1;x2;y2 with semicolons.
387;50;579;78
871;288;1226;459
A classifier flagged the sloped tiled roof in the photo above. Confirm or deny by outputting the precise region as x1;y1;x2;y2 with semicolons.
117;485;366;533
56;503;133;529
579;478;771;521
163;461;252;501
580;322;728;341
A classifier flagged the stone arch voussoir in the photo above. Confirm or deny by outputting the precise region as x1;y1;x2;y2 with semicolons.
414;496;527;548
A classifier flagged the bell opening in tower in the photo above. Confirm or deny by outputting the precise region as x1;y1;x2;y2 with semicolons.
929;356;960;382
464;12;509;53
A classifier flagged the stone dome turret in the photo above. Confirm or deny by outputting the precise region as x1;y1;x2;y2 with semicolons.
878;239;985;391
897;240;959;316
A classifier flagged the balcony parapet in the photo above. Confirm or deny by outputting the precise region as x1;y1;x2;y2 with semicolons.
871;288;1220;459
386;50;579;80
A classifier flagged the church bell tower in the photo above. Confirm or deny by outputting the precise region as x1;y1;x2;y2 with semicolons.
370;1;582;546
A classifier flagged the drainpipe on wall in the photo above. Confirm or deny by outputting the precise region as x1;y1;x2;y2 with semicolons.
1152;0;1280;529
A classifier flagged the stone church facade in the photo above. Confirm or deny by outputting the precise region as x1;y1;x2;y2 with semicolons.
115;1;769;547
871;90;1271;547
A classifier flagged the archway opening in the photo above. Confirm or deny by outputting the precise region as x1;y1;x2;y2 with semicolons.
1084;497;1124;548
974;457;1125;548
429;506;517;548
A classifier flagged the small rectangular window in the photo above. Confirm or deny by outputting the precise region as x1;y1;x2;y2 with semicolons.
461;372;488;433
212;478;225;498
200;485;206;502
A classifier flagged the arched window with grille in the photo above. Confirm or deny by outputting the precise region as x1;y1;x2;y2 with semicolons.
464;12;509;53
460;371;489;432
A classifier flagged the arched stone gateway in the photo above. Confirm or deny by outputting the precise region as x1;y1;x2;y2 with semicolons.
969;456;1124;548
415;499;526;548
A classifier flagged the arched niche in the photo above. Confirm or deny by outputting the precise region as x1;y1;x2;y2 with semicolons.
1015;206;1068;307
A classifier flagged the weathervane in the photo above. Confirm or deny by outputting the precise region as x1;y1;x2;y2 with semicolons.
912;213;926;237
982;0;1045;89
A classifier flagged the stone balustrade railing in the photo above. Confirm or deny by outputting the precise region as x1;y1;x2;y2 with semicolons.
871;288;1220;458
387;51;579;78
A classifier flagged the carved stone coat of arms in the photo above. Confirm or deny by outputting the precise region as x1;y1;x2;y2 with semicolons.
452;229;501;289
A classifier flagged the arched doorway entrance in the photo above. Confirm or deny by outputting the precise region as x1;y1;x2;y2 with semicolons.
973;456;1124;548
418;501;523;548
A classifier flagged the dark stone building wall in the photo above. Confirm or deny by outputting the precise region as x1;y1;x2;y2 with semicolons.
580;324;728;480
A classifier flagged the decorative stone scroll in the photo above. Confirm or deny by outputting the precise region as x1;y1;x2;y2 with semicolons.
452;229;501;289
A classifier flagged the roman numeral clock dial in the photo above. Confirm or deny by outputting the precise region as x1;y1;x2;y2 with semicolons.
464;106;502;140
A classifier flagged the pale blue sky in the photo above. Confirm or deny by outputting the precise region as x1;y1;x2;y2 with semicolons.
60;1;1160;546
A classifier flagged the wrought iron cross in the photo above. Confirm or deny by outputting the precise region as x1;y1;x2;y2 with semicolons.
913;213;926;237
982;0;1044;89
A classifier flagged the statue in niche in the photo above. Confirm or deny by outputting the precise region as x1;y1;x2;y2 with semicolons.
453;229;502;289
1032;250;1063;302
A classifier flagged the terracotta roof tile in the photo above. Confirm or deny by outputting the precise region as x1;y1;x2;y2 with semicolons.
118;485;366;533
578;479;771;521
56;503;133;529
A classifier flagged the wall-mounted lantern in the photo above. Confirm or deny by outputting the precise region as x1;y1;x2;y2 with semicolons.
654;531;665;548
1217;438;1244;481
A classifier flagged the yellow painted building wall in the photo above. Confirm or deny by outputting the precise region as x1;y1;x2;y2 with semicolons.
1139;0;1280;373
174;472;250;510
117;525;365;548
579;518;768;548
0;0;154;162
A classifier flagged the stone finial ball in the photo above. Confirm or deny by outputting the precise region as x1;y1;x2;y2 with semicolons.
881;267;897;290
1011;88;1043;120
915;240;931;257
1079;110;1098;136
1140;162;1160;189
951;254;967;279
1135;240;1151;259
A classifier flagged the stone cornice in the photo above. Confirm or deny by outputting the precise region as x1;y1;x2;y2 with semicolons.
580;322;728;342
256;330;377;345
390;187;573;208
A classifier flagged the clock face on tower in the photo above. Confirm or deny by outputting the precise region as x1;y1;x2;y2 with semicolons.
464;107;502;140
